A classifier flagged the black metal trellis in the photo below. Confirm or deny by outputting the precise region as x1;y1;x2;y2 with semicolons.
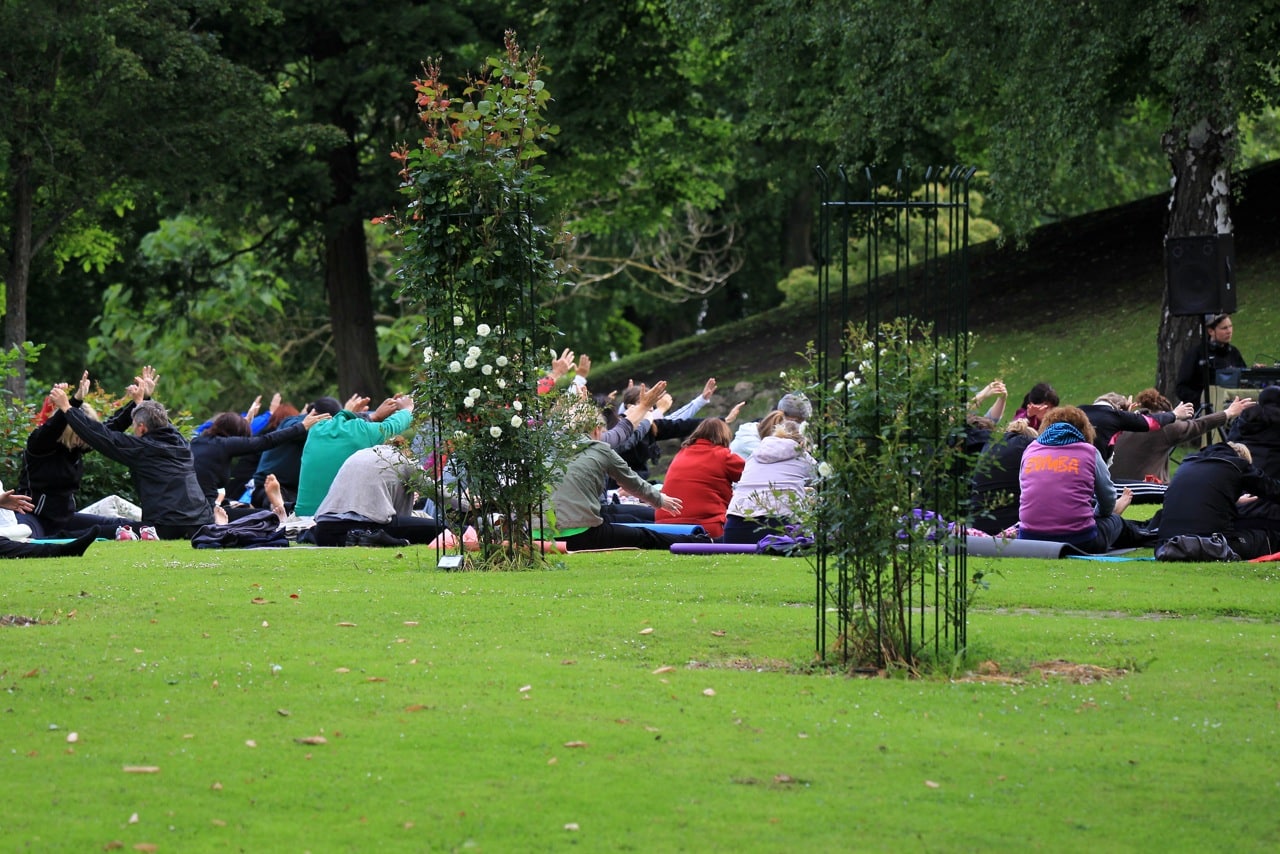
813;165;976;668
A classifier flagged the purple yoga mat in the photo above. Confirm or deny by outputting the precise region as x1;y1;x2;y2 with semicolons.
669;542;759;555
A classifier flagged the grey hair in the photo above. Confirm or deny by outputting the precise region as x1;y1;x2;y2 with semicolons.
132;400;171;431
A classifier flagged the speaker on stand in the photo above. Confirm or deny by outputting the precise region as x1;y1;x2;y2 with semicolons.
1166;234;1236;317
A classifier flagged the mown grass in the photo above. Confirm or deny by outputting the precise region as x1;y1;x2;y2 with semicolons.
3;541;1279;851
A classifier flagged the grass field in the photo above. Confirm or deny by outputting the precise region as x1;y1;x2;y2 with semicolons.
4;541;1279;851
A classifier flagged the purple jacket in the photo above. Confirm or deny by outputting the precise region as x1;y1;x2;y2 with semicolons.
1018;440;1115;537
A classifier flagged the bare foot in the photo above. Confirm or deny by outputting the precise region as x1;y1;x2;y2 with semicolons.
213;504;229;525
264;474;288;525
1114;487;1134;516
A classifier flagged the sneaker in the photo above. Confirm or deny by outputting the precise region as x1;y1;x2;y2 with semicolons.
115;525;139;541
345;528;410;548
139;526;160;541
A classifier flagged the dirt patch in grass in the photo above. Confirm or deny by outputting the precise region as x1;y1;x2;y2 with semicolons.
959;658;1128;684
0;615;43;627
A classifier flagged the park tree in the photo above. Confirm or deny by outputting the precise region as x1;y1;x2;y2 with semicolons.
677;0;1280;396
0;0;276;397
208;0;502;401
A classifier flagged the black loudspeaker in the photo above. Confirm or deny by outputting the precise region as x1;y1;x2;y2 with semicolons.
1166;234;1236;317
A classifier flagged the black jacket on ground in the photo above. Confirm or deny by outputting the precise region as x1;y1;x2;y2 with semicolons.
1158;443;1280;539
63;407;213;529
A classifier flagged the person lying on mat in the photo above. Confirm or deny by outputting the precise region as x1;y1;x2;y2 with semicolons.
1017;406;1150;554
542;412;711;552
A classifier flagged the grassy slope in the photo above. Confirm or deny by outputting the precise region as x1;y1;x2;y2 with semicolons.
590;161;1280;415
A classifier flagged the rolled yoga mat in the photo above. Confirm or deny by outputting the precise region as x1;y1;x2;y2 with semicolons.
669;542;760;555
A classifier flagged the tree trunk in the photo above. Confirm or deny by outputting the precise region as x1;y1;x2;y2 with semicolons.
3;152;34;399
325;141;387;402
1156;116;1234;403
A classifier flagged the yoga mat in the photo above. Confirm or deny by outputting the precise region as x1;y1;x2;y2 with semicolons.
670;542;759;555
960;537;1069;559
618;522;707;535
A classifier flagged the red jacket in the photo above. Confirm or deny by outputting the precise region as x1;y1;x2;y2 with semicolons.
655;440;745;537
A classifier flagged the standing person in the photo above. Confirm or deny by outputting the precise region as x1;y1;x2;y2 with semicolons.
293;394;415;517
17;370;143;539
722;420;818;545
1175;313;1247;409
655;418;745;538
1016;406;1139;553
49;387;213;540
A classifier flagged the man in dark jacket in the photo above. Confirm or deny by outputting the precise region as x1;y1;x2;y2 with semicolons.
50;388;213;539
1157;441;1280;559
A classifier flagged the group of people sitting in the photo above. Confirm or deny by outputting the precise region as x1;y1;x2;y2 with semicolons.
968;332;1280;559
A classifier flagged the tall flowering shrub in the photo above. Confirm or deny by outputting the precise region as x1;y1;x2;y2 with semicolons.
388;33;570;564
808;318;972;669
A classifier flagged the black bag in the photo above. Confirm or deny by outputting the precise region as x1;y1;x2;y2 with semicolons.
1154;533;1240;562
191;509;289;549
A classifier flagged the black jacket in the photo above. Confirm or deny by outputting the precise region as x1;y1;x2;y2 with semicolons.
1176;340;1246;406
969;432;1033;535
17;399;135;528
63;407;213;528
1158;443;1280;539
1227;400;1280;479
191;422;307;505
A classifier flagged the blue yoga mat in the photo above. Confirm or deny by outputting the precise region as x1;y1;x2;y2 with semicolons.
618;522;707;535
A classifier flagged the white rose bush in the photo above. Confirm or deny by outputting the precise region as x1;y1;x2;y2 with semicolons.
386;34;576;566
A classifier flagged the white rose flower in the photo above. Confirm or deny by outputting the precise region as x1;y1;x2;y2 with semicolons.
467;346;481;358
464;356;478;369
497;378;507;389
448;361;462;373
490;426;502;438
481;364;493;376
817;461;834;478
455;337;465;346
512;400;523;411
463;397;475;408
469;388;481;398
495;355;509;367
510;414;522;428
833;381;845;394
844;370;856;381
423;346;435;363
477;323;491;337
453;315;464;327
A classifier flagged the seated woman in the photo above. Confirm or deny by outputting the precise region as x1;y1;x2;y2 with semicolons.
722;420;817;545
1158;441;1280;559
1017;406;1142;553
1013;382;1059;431
312;442;444;547
1081;391;1190;464
729;409;787;460
1112;389;1253;498
655;418;745;538
543;412;707;551
17;370;148;539
969;418;1037;536
192;407;328;518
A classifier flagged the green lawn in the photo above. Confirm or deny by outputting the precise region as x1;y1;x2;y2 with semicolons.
3;542;1279;851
